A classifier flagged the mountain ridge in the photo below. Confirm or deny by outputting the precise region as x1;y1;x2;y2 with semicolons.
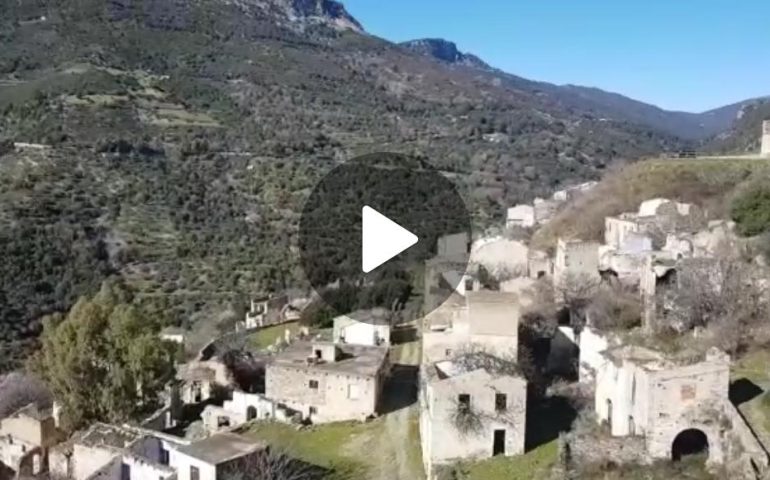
397;35;767;140
0;0;763;369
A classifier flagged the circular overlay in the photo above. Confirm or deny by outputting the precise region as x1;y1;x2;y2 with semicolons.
299;152;472;325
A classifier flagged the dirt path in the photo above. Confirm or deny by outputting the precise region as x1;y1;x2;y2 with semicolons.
373;329;424;480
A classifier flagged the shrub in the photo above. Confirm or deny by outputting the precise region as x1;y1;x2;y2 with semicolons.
731;184;770;236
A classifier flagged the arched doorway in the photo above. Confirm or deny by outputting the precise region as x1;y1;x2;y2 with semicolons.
246;406;257;421
672;429;709;461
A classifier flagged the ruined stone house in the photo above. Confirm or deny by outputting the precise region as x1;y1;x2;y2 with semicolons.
594;346;740;465
201;390;300;434
242;295;288;330
605;199;706;252
422;291;520;365
175;360;234;405
265;341;390;423
419;360;527;480
49;422;265;480
553;238;601;289
762;120;770;157
0;403;62;478
506;204;535;228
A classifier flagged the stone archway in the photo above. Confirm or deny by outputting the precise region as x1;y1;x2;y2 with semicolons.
672;428;709;461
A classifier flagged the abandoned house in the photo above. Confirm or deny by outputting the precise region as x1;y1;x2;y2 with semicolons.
506;205;535;228
332;310;392;346
0;403;62;478
169;432;266;480
242;295;288;329
175;360;234;405
553;238;601;289
527;249;552;279
604;199;706;251
49;422;265;480
470;237;529;278
592;346;759;466
422;291;520;365
419;359;527;479
201;390;300;434
265;341;390;423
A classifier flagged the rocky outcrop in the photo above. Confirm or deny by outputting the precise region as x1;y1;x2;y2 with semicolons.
400;38;490;69
273;0;363;32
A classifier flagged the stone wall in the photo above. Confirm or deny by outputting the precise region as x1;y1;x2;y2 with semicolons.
554;239;600;288
265;365;382;423
565;429;647;467
421;370;526;479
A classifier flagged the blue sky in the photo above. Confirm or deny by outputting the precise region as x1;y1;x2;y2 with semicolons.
344;1;769;113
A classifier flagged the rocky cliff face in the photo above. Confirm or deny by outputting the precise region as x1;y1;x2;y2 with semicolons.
271;0;363;32
400;38;490;69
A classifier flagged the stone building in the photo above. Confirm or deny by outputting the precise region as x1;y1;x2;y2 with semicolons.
506;205;535;228
527;249;552;279
436;232;471;258
50;423;265;480
553;238;600;289
594;346;733;464
170;432;266;480
604;199;705;251
243;294;288;329
332;311;392;346
0;403;62;477
470;237;529;278
176;360;234;404
201;390;300;434
419;359;527;479
762;120;770;157
265;341;390;423
422;291;520;365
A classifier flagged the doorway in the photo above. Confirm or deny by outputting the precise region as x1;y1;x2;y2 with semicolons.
493;429;506;456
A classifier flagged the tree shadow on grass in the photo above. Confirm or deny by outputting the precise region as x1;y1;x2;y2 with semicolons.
525;395;578;451
379;364;418;415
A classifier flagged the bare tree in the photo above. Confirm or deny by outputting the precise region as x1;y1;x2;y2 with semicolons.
446;345;528;436
557;273;601;331
449;344;522;378
667;259;769;353
220;448;325;480
0;372;52;419
587;288;641;331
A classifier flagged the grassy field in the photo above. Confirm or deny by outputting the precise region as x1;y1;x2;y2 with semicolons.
532;157;770;250
248;321;301;349
448;440;558;480
241;420;382;480
732;349;770;437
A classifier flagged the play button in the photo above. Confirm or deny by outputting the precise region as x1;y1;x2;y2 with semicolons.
362;206;419;273
298;152;472;324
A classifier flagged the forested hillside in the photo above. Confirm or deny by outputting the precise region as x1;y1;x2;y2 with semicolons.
0;0;748;369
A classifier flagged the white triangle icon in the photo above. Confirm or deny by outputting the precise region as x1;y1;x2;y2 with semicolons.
362;206;419;273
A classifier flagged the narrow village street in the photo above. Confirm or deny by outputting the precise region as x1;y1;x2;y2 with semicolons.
375;324;424;480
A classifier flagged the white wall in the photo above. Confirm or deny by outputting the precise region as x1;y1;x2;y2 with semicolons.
422;371;526;477
73;445;119;480
169;450;217;480
577;327;609;382
334;321;390;346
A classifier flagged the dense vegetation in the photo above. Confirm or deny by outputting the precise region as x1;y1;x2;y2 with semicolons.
29;281;177;431
0;0;739;369
731;180;770;236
